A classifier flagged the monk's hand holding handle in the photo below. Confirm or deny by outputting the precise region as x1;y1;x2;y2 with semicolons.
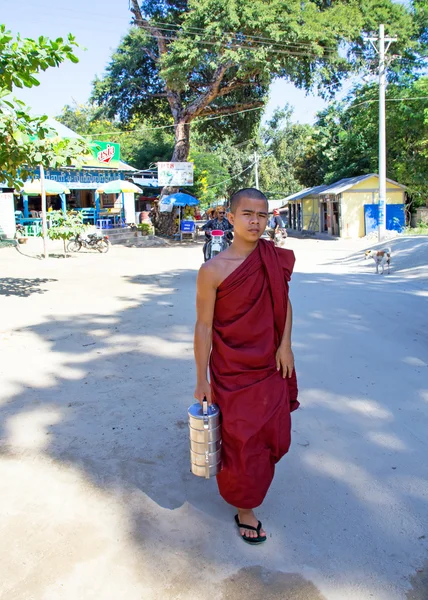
275;344;294;379
194;380;212;406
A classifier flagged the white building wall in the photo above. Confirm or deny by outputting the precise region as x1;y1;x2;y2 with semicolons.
0;193;16;238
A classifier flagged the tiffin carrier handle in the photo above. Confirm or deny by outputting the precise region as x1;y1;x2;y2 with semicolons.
203;397;210;479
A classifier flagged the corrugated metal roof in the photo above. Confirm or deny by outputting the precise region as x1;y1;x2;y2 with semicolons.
282;173;406;203
283;184;329;203
319;173;406;195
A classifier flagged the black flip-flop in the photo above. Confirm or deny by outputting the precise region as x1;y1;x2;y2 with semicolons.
234;514;267;545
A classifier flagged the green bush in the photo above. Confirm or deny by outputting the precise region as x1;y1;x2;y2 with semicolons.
137;223;152;236
43;210;87;256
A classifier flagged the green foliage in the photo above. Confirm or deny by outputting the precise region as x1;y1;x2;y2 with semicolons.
137;222;153;234
45;211;87;255
92;0;421;165
0;26;90;188
258;107;314;198
298;76;428;208
187;149;229;206
45;211;87;241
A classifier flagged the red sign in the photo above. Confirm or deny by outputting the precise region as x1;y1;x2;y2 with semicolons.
97;144;115;164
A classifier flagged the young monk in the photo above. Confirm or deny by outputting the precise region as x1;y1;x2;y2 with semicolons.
194;188;299;545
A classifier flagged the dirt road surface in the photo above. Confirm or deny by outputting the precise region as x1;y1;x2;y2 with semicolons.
0;235;427;600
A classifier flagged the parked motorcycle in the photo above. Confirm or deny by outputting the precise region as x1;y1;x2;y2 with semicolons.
203;229;231;262
67;232;110;253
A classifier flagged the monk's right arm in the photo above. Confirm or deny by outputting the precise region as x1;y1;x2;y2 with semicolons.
194;265;217;405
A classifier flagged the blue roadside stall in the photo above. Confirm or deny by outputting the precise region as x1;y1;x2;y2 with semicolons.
159;192;200;239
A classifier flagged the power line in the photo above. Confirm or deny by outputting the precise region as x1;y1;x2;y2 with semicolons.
139;30;340;60
146;20;378;57
80;105;265;137
146;22;348;55
205;149;271;189
348;95;428;109
205;161;255;189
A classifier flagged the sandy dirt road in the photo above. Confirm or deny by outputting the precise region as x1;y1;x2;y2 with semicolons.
0;235;427;600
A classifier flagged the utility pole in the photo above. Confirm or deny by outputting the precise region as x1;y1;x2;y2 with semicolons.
254;151;259;189
368;24;397;242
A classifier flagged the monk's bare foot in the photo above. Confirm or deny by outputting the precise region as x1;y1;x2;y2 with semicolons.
237;508;266;539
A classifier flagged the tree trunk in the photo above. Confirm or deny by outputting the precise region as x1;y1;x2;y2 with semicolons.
155;118;192;236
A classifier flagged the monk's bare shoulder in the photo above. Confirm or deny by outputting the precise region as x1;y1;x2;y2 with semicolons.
198;247;235;290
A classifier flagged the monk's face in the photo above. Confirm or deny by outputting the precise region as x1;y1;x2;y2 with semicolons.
228;197;268;242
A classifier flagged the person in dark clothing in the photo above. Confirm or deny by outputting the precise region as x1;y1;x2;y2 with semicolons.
201;206;233;260
268;209;287;245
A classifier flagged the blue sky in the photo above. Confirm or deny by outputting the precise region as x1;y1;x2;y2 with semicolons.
2;0;391;125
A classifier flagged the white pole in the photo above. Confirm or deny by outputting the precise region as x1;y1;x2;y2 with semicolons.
378;24;386;242
254;151;259;189
39;164;48;259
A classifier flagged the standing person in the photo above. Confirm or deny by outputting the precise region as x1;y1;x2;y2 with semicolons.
201;206;234;261
194;188;299;545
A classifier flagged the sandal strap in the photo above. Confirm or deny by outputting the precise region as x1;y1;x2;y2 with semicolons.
235;515;263;533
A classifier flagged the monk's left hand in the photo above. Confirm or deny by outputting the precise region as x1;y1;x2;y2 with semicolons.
276;344;294;378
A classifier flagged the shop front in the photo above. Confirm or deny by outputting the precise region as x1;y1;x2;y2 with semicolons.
14;140;136;223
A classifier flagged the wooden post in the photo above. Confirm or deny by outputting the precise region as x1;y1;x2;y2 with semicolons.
39;165;48;259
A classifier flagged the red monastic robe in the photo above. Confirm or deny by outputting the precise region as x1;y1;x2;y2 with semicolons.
210;238;299;509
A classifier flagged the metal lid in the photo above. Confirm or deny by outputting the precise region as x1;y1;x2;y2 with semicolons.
188;402;220;419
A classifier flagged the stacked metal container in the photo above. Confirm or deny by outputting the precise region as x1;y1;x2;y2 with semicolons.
188;399;222;478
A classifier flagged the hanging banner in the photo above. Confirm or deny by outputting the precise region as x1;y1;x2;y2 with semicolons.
158;162;194;186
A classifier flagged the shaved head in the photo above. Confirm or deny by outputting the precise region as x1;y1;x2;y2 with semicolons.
229;188;268;214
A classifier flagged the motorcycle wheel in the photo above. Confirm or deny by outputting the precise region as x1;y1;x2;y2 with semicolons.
67;240;82;252
97;240;110;253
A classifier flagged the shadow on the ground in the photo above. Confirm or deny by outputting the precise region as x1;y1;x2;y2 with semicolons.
0;264;427;597
322;235;428;276
0;277;57;297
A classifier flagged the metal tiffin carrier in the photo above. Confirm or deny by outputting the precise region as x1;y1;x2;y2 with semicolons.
188;399;222;479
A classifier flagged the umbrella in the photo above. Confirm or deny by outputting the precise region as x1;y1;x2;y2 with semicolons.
96;179;142;194
160;192;200;232
162;192;199;207
19;179;70;196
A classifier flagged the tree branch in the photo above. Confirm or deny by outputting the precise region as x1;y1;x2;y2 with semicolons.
216;79;260;98
129;0;167;56
196;101;264;119
129;0;182;118
186;62;233;118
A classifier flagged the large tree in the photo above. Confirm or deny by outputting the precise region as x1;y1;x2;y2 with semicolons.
93;0;419;175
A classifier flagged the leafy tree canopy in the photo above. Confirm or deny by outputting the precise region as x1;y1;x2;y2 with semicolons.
297;76;428;207
0;25;89;188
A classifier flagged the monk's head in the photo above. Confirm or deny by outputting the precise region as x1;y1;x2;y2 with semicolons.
228;188;269;243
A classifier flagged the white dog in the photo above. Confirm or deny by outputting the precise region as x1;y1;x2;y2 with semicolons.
364;247;391;274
